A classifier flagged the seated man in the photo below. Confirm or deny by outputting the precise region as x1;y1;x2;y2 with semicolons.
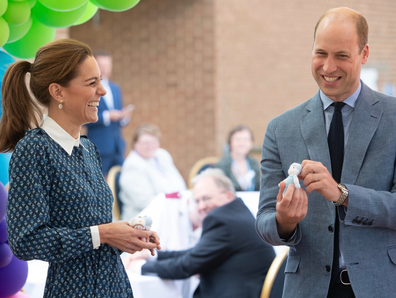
140;168;277;298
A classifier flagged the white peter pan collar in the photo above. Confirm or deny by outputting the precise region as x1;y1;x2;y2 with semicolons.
40;116;88;156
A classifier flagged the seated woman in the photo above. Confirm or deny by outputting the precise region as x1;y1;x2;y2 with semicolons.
215;125;260;191
119;123;186;220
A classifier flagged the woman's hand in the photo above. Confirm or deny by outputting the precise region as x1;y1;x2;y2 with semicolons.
98;221;160;254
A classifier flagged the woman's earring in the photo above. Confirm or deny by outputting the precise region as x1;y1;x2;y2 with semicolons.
58;100;64;110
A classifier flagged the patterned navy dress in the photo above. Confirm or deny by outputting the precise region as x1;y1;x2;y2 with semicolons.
6;129;134;298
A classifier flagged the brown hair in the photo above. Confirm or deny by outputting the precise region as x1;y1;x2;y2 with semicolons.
132;123;161;147
0;38;93;152
313;7;368;53
227;125;254;146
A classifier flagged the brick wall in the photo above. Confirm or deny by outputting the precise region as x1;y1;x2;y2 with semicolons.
71;0;216;183
71;0;396;183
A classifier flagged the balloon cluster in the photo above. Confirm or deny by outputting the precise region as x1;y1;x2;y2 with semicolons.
0;183;29;298
0;0;140;59
0;50;16;186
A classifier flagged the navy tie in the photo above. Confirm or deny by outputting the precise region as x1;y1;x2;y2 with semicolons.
328;101;345;286
328;102;345;183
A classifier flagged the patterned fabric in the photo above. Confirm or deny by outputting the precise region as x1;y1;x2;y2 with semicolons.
7;129;133;298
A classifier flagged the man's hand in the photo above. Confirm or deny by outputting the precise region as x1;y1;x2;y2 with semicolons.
300;160;344;204
275;181;308;239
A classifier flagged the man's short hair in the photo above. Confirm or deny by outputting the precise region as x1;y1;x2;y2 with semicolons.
313;7;368;53
192;168;236;195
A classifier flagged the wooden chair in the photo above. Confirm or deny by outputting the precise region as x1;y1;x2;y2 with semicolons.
260;246;289;298
107;165;123;221
187;156;219;189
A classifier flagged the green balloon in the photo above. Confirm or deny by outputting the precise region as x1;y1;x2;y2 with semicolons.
32;1;87;28
26;0;36;8
73;1;98;26
38;0;87;12
7;16;32;43
93;0;139;12
89;0;105;9
0;0;7;17
3;0;30;25
3;16;55;59
0;17;9;47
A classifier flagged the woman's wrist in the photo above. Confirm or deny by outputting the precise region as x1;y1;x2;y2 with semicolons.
98;223;110;244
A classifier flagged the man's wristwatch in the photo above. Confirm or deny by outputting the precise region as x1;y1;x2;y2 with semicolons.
333;184;348;206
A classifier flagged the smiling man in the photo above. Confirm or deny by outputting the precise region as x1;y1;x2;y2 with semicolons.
256;7;396;298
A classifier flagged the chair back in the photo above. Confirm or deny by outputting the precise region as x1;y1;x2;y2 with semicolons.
260;246;289;298
188;156;219;189
107;165;123;221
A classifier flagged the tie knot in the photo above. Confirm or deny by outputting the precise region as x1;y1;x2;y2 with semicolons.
332;102;346;112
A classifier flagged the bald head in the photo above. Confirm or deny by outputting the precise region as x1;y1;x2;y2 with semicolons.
314;7;368;53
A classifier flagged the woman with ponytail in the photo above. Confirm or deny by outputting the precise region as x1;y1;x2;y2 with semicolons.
0;39;160;298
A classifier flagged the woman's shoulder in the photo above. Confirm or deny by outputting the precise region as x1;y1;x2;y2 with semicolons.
123;150;148;169
247;154;260;171
81;135;99;152
12;129;51;163
155;148;173;161
215;154;232;168
15;128;49;150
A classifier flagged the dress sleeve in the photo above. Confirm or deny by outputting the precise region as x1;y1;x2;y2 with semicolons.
6;137;94;263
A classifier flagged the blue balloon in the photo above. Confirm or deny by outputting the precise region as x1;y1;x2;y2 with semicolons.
0;255;28;297
0;50;16;119
0;154;11;186
0;242;12;268
0;217;6;243
0;182;6;222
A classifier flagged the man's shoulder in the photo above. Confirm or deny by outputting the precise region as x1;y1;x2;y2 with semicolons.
207;198;250;222
269;95;318;126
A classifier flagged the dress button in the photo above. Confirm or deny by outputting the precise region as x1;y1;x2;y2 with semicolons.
325;265;331;272
328;226;334;232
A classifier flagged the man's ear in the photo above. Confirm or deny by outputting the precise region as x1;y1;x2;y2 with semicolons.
225;190;235;202
48;83;64;103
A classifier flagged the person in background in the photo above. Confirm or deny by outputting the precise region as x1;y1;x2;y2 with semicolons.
85;50;133;177
215;125;260;191
0;39;160;298
135;168;277;298
119;123;187;221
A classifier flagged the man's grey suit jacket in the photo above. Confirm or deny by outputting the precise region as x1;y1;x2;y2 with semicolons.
256;82;396;298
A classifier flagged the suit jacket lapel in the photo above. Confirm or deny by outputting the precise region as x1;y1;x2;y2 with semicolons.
301;93;332;171
342;83;382;185
301;93;335;214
